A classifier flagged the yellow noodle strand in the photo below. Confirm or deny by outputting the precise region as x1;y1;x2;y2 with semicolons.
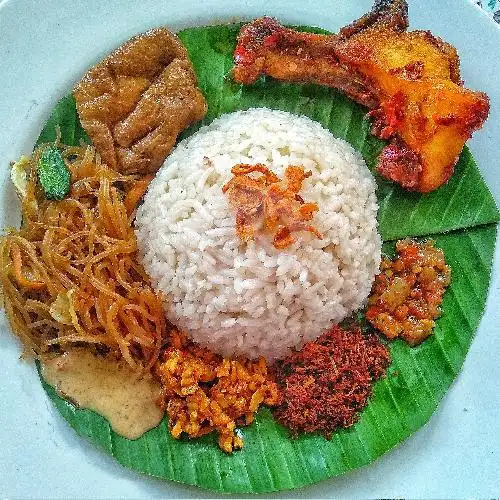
0;145;165;367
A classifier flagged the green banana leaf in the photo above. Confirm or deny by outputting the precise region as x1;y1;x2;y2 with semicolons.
35;24;499;494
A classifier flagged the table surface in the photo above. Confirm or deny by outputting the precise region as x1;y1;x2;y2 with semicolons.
472;0;500;22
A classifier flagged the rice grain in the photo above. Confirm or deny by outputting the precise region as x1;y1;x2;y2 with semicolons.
135;108;381;360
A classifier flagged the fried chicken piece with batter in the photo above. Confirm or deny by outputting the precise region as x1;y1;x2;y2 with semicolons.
233;0;489;193
74;28;207;175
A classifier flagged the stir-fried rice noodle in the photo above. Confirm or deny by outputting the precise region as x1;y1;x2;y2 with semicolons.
0;145;165;369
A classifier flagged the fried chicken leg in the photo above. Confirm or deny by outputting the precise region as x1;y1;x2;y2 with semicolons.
233;0;489;193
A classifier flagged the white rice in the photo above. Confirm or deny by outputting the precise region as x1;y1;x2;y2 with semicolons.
135;108;381;360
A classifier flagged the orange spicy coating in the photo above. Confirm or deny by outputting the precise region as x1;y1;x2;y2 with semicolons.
366;239;451;346
155;330;281;453
222;163;322;249
273;324;390;437
233;2;490;193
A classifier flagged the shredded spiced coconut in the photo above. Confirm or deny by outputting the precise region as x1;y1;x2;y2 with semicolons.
222;163;322;249
366;239;451;346
273;325;390;437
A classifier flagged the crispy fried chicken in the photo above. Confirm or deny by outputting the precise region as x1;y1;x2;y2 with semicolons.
233;0;489;192
74;28;207;175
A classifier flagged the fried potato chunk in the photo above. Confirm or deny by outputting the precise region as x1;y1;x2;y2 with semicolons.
74;28;207;174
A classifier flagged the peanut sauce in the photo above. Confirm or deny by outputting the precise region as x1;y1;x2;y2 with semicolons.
41;349;164;439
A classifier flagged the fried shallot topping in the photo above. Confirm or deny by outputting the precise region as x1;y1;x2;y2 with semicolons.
222;163;322;249
155;330;281;453
366;239;451;346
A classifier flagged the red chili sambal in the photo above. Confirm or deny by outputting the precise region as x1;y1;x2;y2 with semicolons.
366;239;451;346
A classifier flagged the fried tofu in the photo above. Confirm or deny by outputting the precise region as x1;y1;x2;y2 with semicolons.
74;28;207;174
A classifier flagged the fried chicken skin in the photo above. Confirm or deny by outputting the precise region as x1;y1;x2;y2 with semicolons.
233;0;489;192
74;28;207;175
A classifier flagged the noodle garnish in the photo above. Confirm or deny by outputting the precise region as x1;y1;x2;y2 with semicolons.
0;144;165;368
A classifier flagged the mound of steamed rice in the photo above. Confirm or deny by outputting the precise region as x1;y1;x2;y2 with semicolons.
135;108;381;360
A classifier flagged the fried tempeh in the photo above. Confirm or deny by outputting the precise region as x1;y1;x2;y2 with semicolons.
74;28;207;175
233;0;489;193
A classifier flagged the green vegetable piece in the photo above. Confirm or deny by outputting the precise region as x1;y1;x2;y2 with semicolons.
37;146;71;200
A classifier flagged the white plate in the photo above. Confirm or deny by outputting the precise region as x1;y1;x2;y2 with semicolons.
0;0;499;497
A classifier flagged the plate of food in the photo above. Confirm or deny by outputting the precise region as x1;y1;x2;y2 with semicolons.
1;0;499;497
